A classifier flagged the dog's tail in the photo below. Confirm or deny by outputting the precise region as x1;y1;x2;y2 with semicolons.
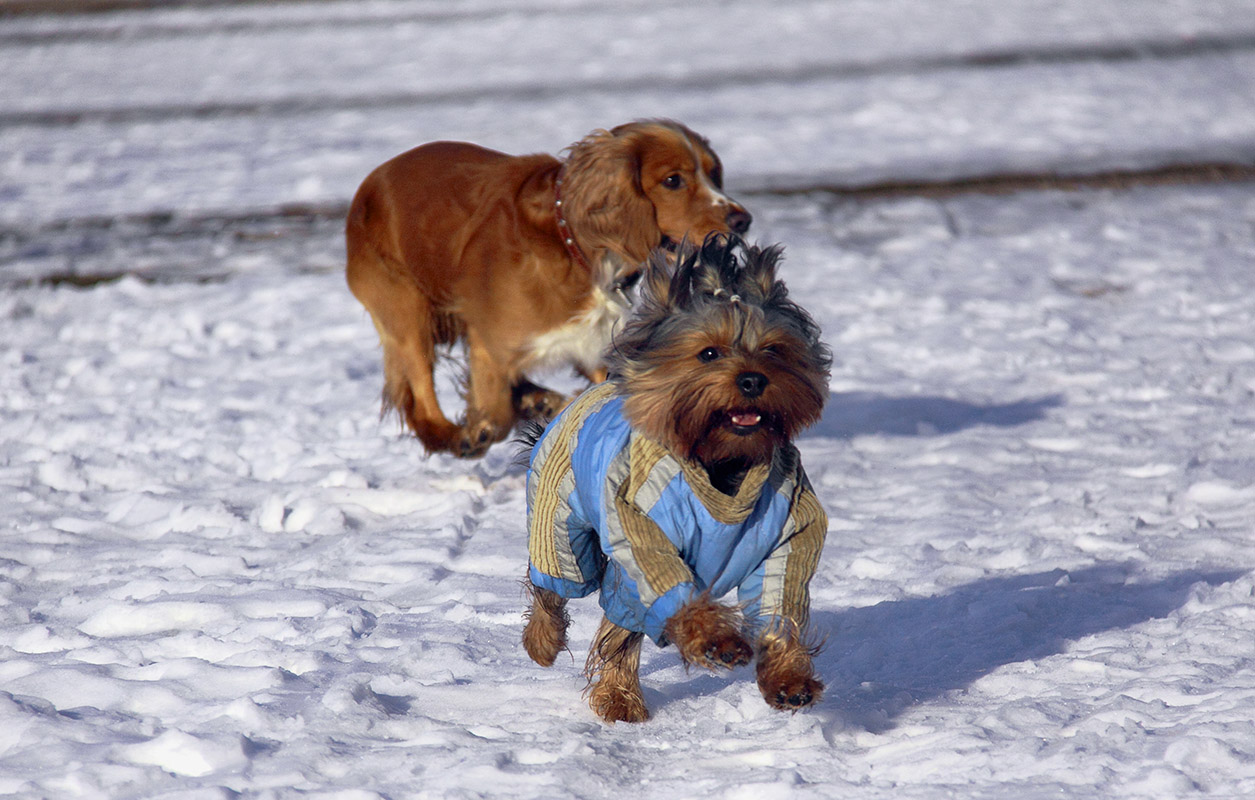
512;418;549;469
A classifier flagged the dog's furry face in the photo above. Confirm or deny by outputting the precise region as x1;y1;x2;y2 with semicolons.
608;236;831;469
561;121;751;268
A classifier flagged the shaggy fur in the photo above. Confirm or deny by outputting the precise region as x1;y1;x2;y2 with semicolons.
756;620;826;710
345;120;751;457
585;617;649;724
521;583;569;668
663;593;754;670
523;236;831;723
609;236;831;483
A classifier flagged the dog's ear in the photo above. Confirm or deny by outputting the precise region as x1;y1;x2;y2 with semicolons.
698;233;741;296
689;233;781;307
639;246;687;312
561;129;660;265
736;241;784;304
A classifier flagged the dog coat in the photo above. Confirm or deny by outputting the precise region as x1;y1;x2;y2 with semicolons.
527;382;827;645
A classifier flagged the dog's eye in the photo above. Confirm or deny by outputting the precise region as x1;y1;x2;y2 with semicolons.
709;166;723;188
662;173;685;190
697;347;721;362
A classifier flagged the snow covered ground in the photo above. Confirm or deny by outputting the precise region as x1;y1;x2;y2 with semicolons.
5;0;1255;230
2;1;1255;798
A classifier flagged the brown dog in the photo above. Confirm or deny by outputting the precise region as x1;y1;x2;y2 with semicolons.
345;120;752;457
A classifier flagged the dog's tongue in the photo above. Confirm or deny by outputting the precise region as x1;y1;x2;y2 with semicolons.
731;412;762;427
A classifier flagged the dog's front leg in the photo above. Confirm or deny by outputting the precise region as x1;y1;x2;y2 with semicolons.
755;620;823;711
663;594;753;671
461;331;519;456
522;581;569;667
585;616;648;723
577;364;608;384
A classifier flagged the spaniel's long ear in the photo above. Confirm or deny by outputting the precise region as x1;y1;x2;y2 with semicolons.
560;129;659;266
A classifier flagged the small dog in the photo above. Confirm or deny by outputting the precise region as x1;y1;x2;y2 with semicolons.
345;120;752;457
521;235;832;723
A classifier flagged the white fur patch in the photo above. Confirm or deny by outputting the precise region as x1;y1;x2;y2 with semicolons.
523;281;631;376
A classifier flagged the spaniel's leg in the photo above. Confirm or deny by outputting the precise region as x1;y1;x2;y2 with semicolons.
346;250;462;453
512;378;568;422
577;365;608;384
460;329;520;457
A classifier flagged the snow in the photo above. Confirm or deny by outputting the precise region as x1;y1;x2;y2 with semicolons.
3;1;1255;798
5;1;1255;227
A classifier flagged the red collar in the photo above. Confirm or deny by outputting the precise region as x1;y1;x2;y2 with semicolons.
554;169;592;271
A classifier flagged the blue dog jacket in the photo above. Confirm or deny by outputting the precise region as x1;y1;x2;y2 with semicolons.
527;382;827;644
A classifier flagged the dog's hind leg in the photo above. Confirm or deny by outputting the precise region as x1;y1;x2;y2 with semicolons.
381;321;458;448
522;582;569;667
346;245;463;453
585;616;648;723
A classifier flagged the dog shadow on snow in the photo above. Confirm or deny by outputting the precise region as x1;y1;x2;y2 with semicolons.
638;392;1239;729
806;390;1065;440
806;564;1246;733
641;564;1244;731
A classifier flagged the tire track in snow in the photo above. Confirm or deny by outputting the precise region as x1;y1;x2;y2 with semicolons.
0;0;679;43
6;32;1255;128
6;166;1255;290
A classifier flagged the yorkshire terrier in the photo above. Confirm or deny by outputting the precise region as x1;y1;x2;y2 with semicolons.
521;235;832;723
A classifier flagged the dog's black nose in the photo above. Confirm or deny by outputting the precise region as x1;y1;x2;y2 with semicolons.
736;371;767;398
727;208;752;234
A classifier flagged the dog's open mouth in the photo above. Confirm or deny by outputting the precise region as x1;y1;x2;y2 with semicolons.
728;410;763;435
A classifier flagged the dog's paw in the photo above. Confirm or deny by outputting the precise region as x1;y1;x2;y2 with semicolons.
703;636;754;669
755;624;824;711
456;422;493;457
762;674;824;711
664;596;752;671
522;617;565;667
522;585;568;667
456;419;504;458
588;682;650;724
515;387;568;421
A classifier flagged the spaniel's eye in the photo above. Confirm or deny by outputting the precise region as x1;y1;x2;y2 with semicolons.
662;173;685;190
709;167;723;188
697;347;721;363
